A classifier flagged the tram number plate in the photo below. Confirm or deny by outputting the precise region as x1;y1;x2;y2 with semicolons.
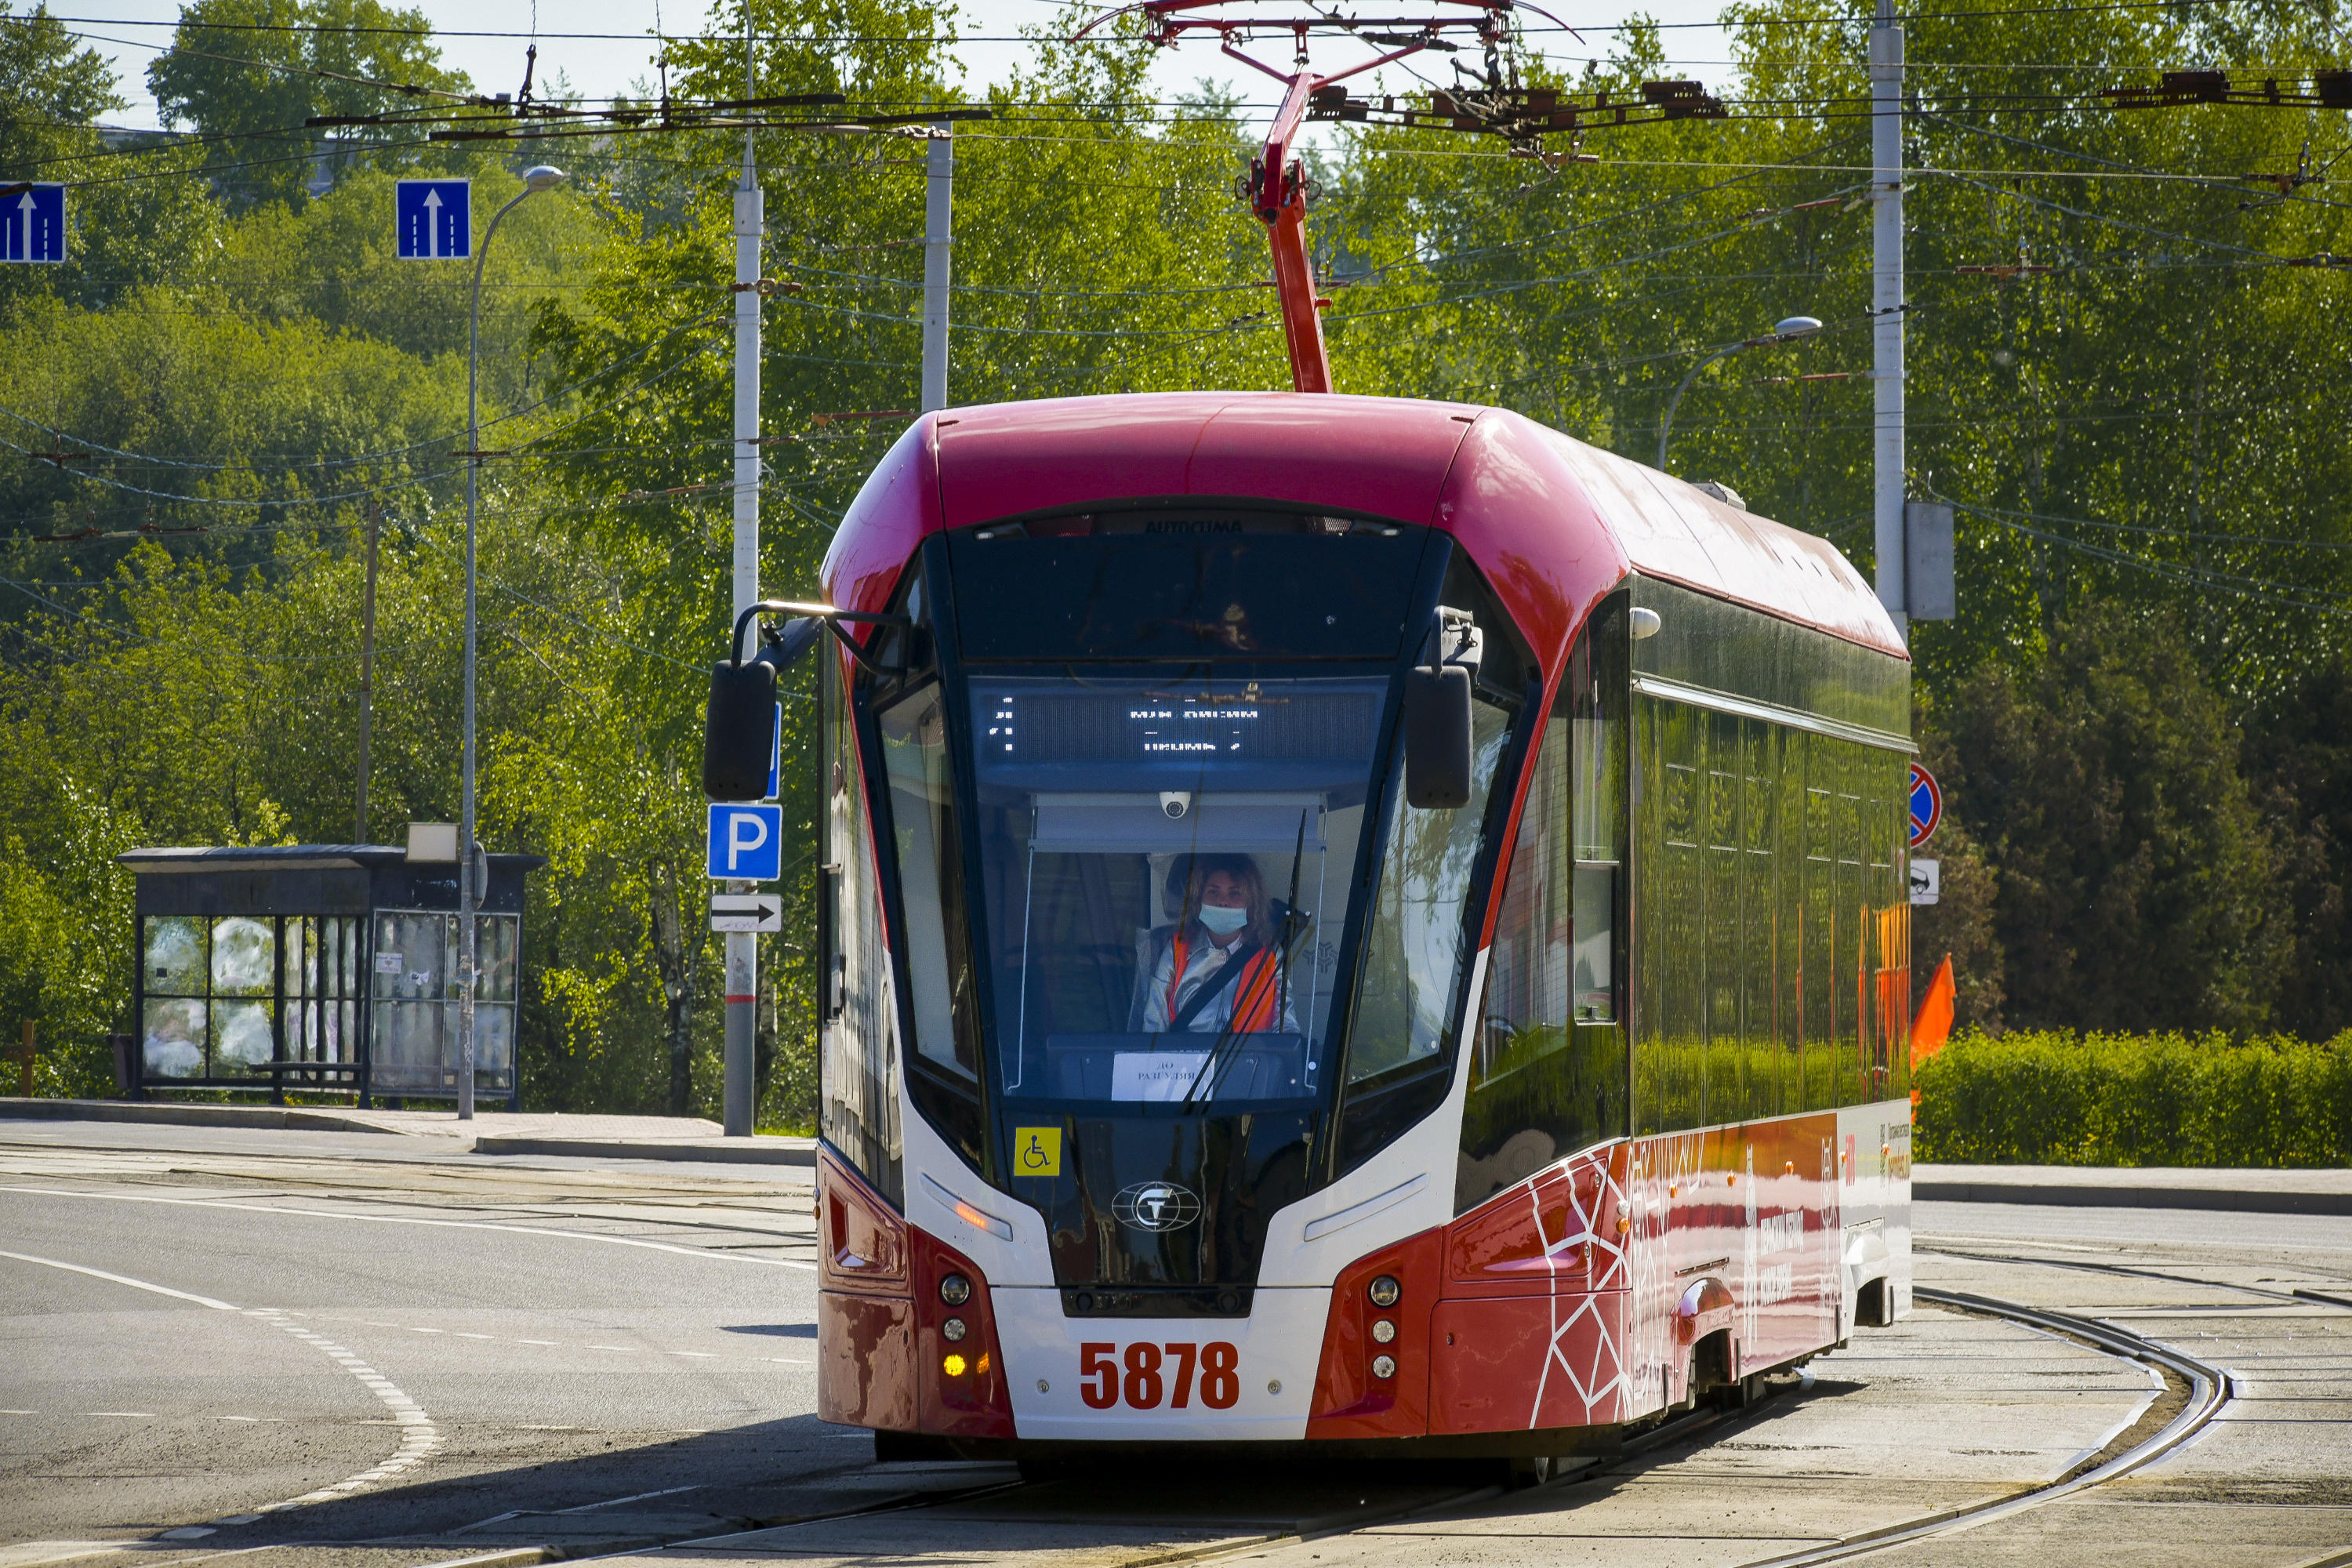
1079;1341;1240;1410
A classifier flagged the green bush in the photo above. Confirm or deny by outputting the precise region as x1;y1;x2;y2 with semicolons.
1914;1029;2352;1167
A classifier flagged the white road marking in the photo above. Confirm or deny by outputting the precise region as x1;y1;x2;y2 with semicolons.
554;1484;702;1514
0;1186;818;1270
1;1250;441;1515
0;1249;236;1310
0;1543;138;1568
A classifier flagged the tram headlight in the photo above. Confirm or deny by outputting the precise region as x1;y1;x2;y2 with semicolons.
942;1317;968;1343
1367;1275;1401;1308
1371;1318;1396;1345
1370;1354;1397;1380
942;1353;969;1377
940;1273;972;1306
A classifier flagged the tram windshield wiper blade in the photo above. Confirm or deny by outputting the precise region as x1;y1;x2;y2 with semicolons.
1181;810;1311;1111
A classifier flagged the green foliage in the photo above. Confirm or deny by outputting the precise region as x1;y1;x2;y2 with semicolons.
1914;1028;2352;1167
0;3;225;316
1930;604;2289;1033
2;0;2350;1123
147;0;474;211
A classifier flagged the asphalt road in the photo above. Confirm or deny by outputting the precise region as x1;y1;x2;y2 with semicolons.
3;1120;2349;1568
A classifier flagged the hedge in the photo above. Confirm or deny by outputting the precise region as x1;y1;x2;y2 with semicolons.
1913;1029;2352;1167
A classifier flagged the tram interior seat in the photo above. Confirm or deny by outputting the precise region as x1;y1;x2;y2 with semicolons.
1044;1033;1312;1102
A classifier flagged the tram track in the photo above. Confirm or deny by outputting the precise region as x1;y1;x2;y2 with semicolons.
1721;1268;2253;1566
492;1268;2250;1568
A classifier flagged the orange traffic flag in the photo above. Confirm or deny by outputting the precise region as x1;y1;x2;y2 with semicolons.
1911;954;1955;1070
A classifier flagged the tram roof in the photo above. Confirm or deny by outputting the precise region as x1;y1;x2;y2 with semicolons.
823;393;1909;667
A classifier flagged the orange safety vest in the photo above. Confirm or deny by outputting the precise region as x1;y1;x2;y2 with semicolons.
1163;932;1284;1033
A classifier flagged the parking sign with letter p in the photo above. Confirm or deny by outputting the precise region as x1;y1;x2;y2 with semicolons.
705;803;784;882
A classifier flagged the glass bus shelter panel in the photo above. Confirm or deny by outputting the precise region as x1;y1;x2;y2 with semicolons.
141;915;206;1080
209;915;276;1074
140;913;366;1083
285;916;364;1071
369;909;519;1094
964;674;1391;1112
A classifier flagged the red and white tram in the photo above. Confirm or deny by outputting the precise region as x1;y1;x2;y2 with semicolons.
706;392;1916;1465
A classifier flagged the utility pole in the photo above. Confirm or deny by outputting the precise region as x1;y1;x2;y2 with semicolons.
356;501;379;844
723;26;763;1139
1871;0;1907;633
920;122;953;412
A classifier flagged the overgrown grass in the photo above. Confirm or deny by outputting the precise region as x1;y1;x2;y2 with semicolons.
1915;1029;2352;1167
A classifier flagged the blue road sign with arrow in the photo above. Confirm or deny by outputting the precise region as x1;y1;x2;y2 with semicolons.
3;185;66;264
394;180;470;260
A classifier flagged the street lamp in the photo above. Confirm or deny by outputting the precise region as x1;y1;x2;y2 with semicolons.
457;164;564;1121
1656;315;1822;474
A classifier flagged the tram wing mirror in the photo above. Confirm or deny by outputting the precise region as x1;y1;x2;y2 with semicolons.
703;601;914;800
1403;666;1473;808
704;646;786;802
1403;608;1480;811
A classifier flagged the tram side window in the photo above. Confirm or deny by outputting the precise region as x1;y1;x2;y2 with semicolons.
1636;710;1911;1134
877;683;980;1083
822;652;904;1206
1571;597;1627;1020
1457;604;1630;1213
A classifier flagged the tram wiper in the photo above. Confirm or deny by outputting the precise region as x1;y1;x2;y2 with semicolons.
1181;810;1311;1109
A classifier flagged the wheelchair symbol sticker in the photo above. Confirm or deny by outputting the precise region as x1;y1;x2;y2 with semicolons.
1013;1127;1062;1177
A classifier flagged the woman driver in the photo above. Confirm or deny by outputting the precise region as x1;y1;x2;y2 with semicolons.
1135;853;1298;1035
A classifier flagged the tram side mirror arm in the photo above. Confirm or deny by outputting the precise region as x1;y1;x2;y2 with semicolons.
701;600;911;801
1403;608;1479;810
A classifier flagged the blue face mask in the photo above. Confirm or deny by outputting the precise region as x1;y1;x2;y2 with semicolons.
1197;903;1250;936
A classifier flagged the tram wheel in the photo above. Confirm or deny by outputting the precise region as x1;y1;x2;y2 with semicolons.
1500;1454;1566;1489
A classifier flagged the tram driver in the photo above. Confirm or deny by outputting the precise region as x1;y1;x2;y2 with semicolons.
1131;853;1300;1036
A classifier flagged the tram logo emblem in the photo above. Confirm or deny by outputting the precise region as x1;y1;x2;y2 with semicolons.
1112;1181;1201;1232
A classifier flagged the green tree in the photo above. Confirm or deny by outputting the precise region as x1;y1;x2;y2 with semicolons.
148;0;473;211
1930;605;2289;1033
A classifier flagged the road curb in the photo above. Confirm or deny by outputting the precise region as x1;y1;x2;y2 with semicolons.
471;1135;815;1166
1917;1179;2352;1216
0;1098;399;1135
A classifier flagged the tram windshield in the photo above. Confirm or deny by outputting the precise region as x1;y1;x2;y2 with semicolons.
961;673;1388;1107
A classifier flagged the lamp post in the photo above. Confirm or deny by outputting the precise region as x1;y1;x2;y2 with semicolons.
1656;315;1822;474
457;164;564;1122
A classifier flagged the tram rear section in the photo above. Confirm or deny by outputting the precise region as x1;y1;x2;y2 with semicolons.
710;392;1916;1460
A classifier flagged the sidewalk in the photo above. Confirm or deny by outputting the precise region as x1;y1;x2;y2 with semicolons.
1918;1162;2352;1216
0;1097;815;1165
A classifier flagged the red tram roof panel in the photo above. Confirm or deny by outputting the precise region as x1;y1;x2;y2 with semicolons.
821;393;1907;665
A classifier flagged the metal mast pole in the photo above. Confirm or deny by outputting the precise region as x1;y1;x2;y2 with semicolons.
356;502;378;844
458;169;563;1122
920;122;953;412
724;27;764;1138
1871;2;1907;633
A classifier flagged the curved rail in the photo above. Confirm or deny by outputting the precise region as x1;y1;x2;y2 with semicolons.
1733;1283;2234;1568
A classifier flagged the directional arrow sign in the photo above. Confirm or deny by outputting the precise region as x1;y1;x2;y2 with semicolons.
3;185;66;264
710;894;784;934
394;179;470;260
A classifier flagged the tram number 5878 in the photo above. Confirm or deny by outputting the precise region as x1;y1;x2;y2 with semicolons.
1080;1341;1240;1410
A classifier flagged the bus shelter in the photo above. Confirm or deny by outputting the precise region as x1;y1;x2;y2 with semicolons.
121;843;543;1106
